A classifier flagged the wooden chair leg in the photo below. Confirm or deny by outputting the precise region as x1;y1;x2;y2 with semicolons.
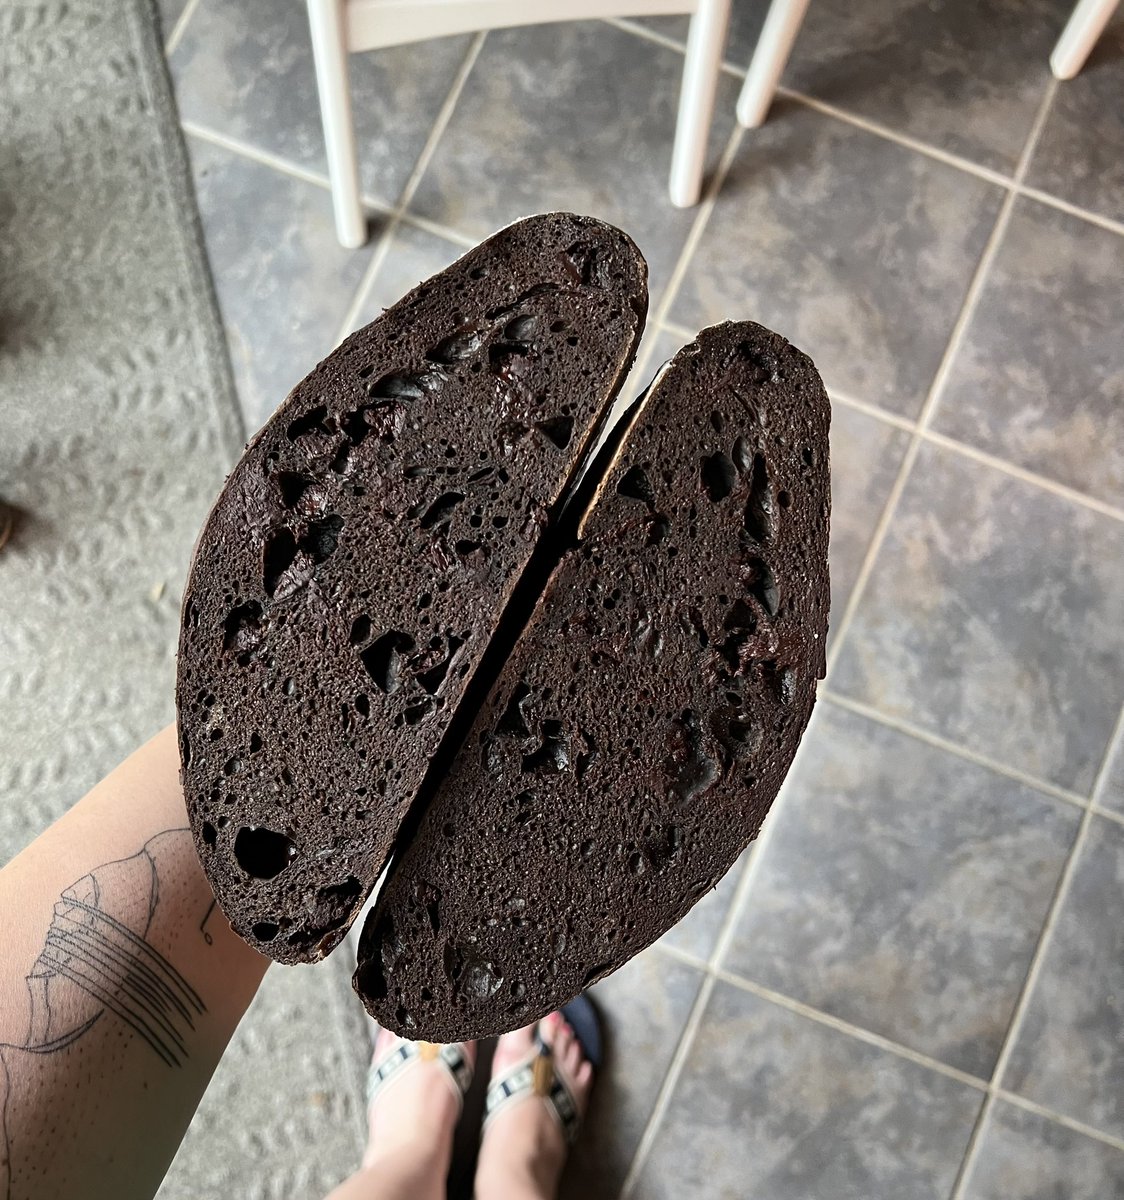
736;0;810;129
669;0;732;207
307;0;367;248
1050;0;1120;79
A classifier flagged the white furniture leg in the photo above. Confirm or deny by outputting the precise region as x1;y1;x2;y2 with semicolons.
1050;0;1119;79
669;0;732;207
736;0;810;128
307;0;367;248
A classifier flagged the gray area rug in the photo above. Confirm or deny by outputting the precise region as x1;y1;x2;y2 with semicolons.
0;2;366;1194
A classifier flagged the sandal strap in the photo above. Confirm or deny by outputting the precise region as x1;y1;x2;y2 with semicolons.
367;1039;473;1110
483;1028;581;1146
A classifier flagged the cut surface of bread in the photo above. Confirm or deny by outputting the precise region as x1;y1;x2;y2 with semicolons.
176;214;648;963
355;321;831;1040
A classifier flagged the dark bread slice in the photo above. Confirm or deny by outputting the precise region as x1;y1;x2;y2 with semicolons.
355;320;830;1040
176;214;648;963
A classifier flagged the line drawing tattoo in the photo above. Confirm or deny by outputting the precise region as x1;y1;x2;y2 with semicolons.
1;828;210;1199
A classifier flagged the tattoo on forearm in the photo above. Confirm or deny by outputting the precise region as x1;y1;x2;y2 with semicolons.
1;829;211;1198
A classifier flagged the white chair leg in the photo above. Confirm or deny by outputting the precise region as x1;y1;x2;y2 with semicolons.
1050;0;1119;79
736;0;810;128
307;0;366;248
669;0;732;208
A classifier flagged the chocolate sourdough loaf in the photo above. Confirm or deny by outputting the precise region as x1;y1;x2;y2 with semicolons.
356;321;830;1040
176;214;648;963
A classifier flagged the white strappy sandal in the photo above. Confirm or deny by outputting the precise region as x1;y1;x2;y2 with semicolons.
366;1033;475;1114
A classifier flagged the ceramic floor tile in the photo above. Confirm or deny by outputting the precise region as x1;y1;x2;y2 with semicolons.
1025;10;1124;224
560;949;704;1200
408;21;739;305
187;135;374;434
170;0;471;208
961;1099;1124;1200
670;102;1004;417
832;442;1124;793
634;981;982;1200
1003;814;1124;1140
935;198;1124;509
724;703;1080;1077
347;222;469;333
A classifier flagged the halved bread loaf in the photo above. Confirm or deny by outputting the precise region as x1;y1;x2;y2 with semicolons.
176;214;648;963
355;321;830;1040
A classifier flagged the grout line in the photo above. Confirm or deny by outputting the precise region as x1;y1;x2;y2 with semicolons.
822;692;1089;812
332;33;486;345
183;120;482;254
648;123;745;333
619;785;770;1199
394;32;486;214
649;935;1124;1155
1017;184;1124;239
713;970;988;1091
948;697;1123;1199
948;803;1096;1198
918;430;1124;524
1093;803;1124;829
617;975;717;1198
395;209;478;249
774;87;1014;191
181;121;343;193
605;16;693;59
822;80;1057;680
995;1088;1124;1155
164;0;201;55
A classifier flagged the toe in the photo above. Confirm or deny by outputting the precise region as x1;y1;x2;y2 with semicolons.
493;1021;537;1073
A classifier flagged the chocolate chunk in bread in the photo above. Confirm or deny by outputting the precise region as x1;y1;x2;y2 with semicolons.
355;321;830;1040
176;214;648;963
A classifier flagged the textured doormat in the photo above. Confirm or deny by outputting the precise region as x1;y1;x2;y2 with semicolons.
0;3;367;1196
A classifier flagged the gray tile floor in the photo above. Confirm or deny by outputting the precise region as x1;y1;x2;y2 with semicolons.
157;1;1124;1197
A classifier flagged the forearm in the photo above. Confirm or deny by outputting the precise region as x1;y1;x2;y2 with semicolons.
0;725;269;1200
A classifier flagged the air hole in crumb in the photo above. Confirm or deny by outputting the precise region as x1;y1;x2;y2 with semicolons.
263;529;298;597
299;513;344;563
201;821;216;847
277;471;316;508
350;615;372;645
778;490;791;509
403;699;435;725
286;405;331;442
499;682;533;737
744;454;775;543
252;921;279;941
536;415;573;450
249;733;263;754
582;961;612;987
701;451;737;502
223;601;263;653
803;446;816;468
710;411;725;434
355;693;370;718
233;826;297;879
617;464;654;505
418;492;465;530
360;631;415;694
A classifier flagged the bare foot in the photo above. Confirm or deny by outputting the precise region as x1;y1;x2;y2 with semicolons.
475;1012;595;1200
362;1030;475;1172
